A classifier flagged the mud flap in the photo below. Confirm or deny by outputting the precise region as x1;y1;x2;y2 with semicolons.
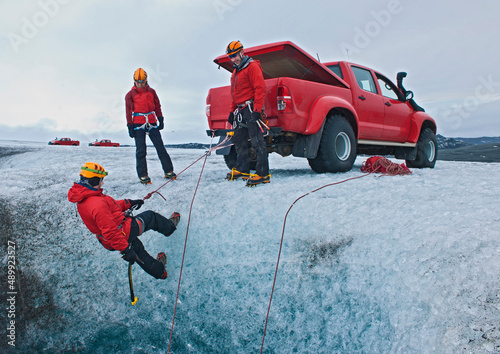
291;121;326;159
395;146;417;160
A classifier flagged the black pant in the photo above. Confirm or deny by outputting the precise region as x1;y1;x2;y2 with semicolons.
128;210;176;279
134;126;173;178
233;106;269;176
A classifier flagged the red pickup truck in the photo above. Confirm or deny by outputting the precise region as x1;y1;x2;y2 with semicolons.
48;137;80;146
206;41;437;173
88;139;120;147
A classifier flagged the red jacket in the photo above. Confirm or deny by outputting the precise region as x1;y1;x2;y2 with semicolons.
230;59;266;113
125;85;163;125
68;183;133;252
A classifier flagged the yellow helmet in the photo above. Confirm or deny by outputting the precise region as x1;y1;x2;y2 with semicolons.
226;40;243;56
80;162;108;179
133;68;148;83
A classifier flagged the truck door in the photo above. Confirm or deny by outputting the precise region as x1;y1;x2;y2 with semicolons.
350;66;384;139
375;74;412;142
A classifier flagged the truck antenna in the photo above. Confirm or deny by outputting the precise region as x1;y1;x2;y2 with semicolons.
316;53;321;62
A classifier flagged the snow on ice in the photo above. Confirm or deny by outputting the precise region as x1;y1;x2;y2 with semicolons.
0;140;499;353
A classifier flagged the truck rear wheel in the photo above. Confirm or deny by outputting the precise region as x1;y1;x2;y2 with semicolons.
223;146;257;171
406;128;437;168
308;114;356;173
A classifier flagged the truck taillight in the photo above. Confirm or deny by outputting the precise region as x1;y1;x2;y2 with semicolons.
277;85;292;113
206;92;211;118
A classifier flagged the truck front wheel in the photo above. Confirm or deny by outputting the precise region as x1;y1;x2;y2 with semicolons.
406;128;437;168
308;115;356;173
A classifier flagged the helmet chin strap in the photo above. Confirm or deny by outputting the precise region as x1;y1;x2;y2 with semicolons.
234;55;252;71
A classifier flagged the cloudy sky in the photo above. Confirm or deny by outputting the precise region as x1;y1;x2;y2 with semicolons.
1;0;499;144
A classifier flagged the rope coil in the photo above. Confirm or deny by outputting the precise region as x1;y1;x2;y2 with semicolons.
360;156;412;175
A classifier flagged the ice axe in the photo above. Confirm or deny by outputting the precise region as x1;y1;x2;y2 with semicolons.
128;263;138;305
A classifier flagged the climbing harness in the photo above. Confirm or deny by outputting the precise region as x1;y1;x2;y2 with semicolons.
134;122;158;135
232;100;268;135
133;112;158;135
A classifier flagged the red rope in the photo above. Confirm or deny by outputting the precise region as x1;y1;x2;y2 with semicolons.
260;172;372;353
167;136;216;353
143;135;232;201
360;156;412;176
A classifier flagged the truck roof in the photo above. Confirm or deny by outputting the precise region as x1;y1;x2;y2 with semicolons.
214;41;349;88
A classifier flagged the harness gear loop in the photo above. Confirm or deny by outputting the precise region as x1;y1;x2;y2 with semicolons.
133;112;158;135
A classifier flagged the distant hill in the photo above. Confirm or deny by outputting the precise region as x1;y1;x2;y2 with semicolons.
437;135;500;150
437;143;500;163
435;135;500;162
455;136;500;145
166;143;211;149
436;135;469;150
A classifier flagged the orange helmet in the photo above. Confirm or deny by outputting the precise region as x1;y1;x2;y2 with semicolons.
133;68;148;83
80;162;108;179
226;40;243;56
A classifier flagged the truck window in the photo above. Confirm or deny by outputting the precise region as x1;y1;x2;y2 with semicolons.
351;66;377;94
326;64;343;79
377;77;399;100
376;74;403;100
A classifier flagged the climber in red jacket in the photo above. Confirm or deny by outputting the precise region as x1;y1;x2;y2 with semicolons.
68;162;180;279
125;68;176;184
224;41;270;187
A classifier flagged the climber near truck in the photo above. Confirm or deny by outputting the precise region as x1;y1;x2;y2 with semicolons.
225;40;270;187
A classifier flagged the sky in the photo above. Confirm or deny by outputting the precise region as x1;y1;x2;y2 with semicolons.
1;0;500;145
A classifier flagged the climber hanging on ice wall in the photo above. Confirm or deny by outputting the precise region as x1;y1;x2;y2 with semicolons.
67;162;181;279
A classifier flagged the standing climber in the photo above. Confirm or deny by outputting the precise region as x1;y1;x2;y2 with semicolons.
225;40;270;187
125;68;176;185
68;162;181;279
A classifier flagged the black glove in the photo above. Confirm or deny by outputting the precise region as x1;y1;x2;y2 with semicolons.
121;244;137;264
158;116;164;130
129;199;144;210
128;126;136;138
250;111;262;122
228;112;235;125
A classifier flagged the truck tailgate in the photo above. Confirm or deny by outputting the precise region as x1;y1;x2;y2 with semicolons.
207;78;279;131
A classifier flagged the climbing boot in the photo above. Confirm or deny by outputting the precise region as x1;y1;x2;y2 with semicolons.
226;168;250;181
246;174;271;187
165;172;177;180
157;252;167;279
169;212;181;227
139;176;152;185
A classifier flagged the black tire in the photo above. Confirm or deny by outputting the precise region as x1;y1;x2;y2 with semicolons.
223;146;257;171
308;114;356;173
406;128;437;168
